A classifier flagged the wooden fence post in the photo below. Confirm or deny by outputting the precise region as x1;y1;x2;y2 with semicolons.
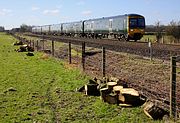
30;40;32;47
82;42;85;71
102;47;106;77
148;38;152;61
69;42;72;64
42;40;45;50
52;40;54;56
42;35;45;50
36;40;39;51
170;56;177;119
33;41;35;50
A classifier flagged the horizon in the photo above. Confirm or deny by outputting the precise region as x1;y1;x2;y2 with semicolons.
0;0;179;30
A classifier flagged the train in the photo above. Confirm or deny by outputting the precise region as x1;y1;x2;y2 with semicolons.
32;14;145;41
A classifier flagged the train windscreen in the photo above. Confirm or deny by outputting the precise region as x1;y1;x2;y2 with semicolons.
129;18;145;28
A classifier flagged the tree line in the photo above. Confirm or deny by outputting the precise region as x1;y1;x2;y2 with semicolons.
146;20;180;43
0;26;5;32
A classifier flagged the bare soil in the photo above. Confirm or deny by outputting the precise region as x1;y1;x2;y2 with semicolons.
53;43;180;113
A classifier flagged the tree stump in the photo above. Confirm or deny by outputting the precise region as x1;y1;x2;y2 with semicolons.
100;88;109;101
85;84;99;96
143;101;169;120
100;88;118;104
113;86;124;104
113;86;123;93
120;88;140;105
18;45;28;52
107;82;117;91
106;93;118;104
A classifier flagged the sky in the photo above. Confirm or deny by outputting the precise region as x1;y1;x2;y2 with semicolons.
0;0;179;29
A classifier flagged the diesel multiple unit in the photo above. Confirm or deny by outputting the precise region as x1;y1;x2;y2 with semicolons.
32;14;145;41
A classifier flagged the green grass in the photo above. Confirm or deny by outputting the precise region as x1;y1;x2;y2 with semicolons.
141;34;177;44
0;32;164;122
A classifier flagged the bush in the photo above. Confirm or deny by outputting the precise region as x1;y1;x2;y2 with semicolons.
166;21;180;43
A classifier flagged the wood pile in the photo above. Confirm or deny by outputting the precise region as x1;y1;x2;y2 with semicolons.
15;44;34;52
77;77;169;120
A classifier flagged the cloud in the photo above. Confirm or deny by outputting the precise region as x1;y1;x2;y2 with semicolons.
31;7;40;11
0;9;12;16
82;10;92;16
43;9;60;16
77;1;85;5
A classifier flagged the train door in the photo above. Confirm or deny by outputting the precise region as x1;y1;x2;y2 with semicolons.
91;21;94;33
109;19;113;34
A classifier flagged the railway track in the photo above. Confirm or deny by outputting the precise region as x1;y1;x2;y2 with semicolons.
24;33;180;60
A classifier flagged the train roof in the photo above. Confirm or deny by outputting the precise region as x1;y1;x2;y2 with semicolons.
84;14;144;21
32;14;144;27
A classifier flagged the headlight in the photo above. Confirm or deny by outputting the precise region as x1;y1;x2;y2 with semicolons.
130;29;134;32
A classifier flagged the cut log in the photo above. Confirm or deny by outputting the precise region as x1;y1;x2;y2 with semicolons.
107;82;117;91
113;86;124;104
100;88;109;101
106;93;118;104
18;45;28;52
119;103;132;107
100;88;119;104
118;94;125;103
120;88;140;105
120;88;139;96
113;86;123;93
143;101;169;120
85;84;100;96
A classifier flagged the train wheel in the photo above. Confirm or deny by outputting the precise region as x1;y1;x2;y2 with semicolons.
124;35;129;41
125;38;129;41
95;34;98;39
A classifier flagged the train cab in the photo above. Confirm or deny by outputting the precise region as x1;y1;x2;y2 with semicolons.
128;14;145;41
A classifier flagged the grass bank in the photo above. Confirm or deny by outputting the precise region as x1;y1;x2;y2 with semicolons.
0;32;161;122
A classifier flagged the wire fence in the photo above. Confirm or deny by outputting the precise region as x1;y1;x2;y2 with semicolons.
13;34;180;120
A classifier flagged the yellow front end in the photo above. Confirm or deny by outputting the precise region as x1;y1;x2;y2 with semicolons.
127;15;145;41
128;28;145;40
